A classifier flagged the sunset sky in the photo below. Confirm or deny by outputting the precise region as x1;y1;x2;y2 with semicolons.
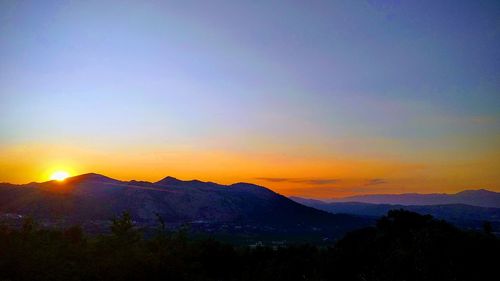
1;0;499;198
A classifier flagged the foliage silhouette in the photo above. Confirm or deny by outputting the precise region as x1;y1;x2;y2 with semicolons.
0;209;498;281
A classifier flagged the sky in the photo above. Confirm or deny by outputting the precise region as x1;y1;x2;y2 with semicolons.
1;0;499;198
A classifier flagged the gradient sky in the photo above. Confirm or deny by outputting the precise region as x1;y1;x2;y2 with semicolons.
1;0;499;198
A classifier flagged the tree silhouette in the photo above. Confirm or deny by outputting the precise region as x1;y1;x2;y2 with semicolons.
0;210;498;281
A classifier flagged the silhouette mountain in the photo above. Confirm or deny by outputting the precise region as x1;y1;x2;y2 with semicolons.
323;189;500;208
65;172;120;184
291;193;500;230
0;174;369;236
155;176;185;185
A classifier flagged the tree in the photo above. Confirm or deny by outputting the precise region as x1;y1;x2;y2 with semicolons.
110;211;141;244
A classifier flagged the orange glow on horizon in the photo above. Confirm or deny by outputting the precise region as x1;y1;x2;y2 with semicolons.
0;142;499;198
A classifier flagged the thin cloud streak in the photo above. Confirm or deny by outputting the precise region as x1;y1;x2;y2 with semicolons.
364;178;387;186
256;178;340;185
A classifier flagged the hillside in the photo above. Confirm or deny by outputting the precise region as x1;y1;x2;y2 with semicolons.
0;173;370;238
291;196;500;230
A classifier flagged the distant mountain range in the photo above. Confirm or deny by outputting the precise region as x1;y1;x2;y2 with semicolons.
0;173;370;239
291;190;500;231
322;189;500;208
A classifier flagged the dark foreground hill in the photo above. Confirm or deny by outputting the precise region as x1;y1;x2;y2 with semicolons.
291;196;500;231
0;173;369;239
0;210;497;281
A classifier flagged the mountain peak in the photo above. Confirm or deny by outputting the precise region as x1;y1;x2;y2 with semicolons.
65;173;120;184
156;176;183;185
456;189;496;196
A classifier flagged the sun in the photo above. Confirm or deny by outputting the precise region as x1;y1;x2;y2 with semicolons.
50;171;70;181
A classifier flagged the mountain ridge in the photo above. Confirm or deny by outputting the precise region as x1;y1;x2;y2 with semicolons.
290;194;500;231
318;189;500;208
0;173;371;238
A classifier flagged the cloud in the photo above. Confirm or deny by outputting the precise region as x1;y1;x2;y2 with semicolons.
364;178;387;186
256;177;340;185
300;179;341;185
285;185;377;198
255;177;290;183
257;177;391;187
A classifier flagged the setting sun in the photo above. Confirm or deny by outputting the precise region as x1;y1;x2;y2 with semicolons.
50;171;70;181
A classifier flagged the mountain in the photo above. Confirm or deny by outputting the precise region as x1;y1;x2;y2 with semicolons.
323;189;500;208
0;173;370;238
290;196;500;230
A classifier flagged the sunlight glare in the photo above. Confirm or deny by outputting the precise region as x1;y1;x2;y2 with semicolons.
50;171;70;181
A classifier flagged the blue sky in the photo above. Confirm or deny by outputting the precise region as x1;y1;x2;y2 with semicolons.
1;0;499;196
